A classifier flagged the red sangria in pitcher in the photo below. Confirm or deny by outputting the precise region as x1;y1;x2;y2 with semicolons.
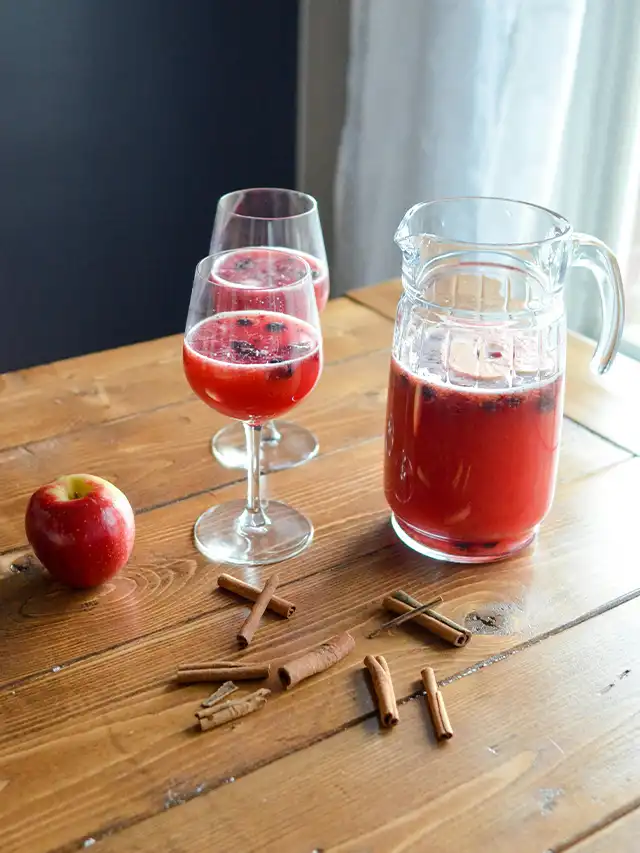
385;198;625;563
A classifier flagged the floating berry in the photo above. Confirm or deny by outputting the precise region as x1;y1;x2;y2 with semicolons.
422;386;437;402
230;340;260;360
538;385;556;413
265;322;287;333
269;362;295;380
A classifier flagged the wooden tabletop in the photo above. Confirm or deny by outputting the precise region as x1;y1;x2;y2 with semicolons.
1;280;639;853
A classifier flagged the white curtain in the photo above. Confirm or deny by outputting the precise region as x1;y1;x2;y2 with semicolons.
334;0;640;341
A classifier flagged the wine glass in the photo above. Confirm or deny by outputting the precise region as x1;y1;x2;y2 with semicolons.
183;248;323;566
209;188;329;472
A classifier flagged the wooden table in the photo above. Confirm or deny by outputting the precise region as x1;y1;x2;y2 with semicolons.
1;281;639;853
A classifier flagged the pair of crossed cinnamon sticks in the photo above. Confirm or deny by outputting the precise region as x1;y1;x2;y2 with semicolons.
364;656;453;740
369;589;471;647
220;572;286;648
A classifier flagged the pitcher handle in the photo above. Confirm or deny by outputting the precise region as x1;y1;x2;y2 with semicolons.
572;233;626;375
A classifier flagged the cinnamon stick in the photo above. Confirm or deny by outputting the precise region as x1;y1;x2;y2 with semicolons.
393;590;468;636
237;573;280;648
393;590;442;611
176;664;270;683
278;632;356;689
201;681;238;708
199;688;271;731
367;597;443;638
421;667;453;740
218;572;296;618
383;597;470;647
364;654;398;728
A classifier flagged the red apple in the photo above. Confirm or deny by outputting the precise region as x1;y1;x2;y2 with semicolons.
25;474;135;588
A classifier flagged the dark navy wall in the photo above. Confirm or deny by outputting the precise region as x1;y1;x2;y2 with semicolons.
0;0;299;370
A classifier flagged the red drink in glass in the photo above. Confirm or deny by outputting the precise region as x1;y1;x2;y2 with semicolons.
384;357;564;561
211;247;329;314
183;311;322;423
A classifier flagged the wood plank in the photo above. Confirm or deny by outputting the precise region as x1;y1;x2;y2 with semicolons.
0;346;392;552
564;332;640;455
348;278;402;319
0;335;186;451
0;348;625;555
90;594;640;853
0;419;628;685
0;297;392;451
348;281;640;454
562;807;640;852
1;456;640;852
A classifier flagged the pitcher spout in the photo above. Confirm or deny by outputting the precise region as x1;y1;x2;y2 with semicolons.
393;202;428;264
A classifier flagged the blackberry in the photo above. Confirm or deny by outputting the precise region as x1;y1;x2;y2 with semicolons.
269;361;295;380
538;385;557;413
230;340;259;358
422;386;437;402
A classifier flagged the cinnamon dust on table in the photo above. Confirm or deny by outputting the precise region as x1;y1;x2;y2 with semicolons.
217;572;296;618
422;666;453;740
364;654;399;728
278;632;356;689
198;688;271;731
237;573;280;648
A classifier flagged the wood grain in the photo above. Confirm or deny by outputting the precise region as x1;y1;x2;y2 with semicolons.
0;346;392;552
0;420;629;686
347;280;640;454
0;297;392;453
562;807;640;852
0;287;637;853
347;278;402;319
0;335;185;450
69;588;640;853
564;332;640;454
1;456;640;852
0;358;627;556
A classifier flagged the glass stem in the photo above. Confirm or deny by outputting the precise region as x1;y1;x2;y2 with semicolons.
261;419;282;444
242;423;268;529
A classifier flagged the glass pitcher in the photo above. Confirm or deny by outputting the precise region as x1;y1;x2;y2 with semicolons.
385;197;625;563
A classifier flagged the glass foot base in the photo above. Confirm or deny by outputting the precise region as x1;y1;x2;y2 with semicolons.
211;421;319;472
194;499;314;566
391;514;537;564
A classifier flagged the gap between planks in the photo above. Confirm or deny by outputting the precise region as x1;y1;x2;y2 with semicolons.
45;582;640;853
0;431;381;561
0;533;390;692
1;443;635;690
548;795;640;852
0;341;393;459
